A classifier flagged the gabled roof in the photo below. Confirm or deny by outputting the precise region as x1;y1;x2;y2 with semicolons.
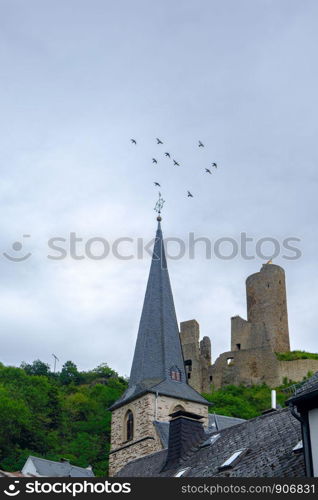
116;408;304;477
110;221;209;410
22;456;94;478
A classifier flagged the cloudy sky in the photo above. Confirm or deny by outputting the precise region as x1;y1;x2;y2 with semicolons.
1;0;318;376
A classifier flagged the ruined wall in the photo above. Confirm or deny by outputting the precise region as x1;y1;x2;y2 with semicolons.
231;316;252;351
211;349;318;389
180;320;212;393
109;392;209;476
277;359;318;384
211;348;280;389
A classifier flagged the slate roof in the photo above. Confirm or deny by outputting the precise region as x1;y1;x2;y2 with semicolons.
289;370;318;400
22;456;94;478
207;413;246;431
109;221;209;410
116;408;305;477
154;414;246;449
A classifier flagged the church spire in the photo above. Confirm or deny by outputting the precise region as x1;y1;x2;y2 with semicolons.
110;217;208;410
129;219;186;385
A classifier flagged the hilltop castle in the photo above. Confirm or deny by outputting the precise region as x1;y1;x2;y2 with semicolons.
181;263;318;392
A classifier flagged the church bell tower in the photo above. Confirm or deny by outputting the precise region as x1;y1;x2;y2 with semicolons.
108;214;209;476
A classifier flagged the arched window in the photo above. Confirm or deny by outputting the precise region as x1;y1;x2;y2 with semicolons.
125;410;134;441
173;404;185;412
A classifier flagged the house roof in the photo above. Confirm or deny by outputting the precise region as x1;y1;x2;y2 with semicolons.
207;413;246;431
116;408;305;477
0;470;34;477
109;221;209;411
22;456;94;477
154;414;246;449
289;371;318;402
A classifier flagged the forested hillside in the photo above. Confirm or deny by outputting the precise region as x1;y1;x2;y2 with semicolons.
0;359;300;476
0;360;127;476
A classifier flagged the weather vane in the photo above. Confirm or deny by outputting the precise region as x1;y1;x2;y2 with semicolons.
154;192;165;220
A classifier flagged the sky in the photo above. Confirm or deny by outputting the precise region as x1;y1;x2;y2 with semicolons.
0;0;318;376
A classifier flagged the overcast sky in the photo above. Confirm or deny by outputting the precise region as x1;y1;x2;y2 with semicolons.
0;0;318;376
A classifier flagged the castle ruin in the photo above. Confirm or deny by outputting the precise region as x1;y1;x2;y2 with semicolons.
181;263;318;391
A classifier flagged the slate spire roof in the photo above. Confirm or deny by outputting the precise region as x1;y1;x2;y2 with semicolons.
110;219;208;410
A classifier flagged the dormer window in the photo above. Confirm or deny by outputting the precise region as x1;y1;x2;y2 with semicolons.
170;366;181;381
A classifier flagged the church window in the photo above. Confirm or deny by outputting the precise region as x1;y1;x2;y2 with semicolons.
170;366;181;381
236;343;241;350
173;404;185;412
125;410;134;441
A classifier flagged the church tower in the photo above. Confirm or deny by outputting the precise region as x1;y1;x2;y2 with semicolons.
108;217;209;476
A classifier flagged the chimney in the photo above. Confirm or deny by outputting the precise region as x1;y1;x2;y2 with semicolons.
262;389;278;414
271;389;277;409
162;410;205;471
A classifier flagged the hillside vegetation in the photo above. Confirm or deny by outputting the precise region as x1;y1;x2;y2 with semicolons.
275;350;318;361
203;383;290;419
0;360;127;476
0;359;308;475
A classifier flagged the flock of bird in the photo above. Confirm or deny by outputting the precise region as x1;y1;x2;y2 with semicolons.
130;137;219;199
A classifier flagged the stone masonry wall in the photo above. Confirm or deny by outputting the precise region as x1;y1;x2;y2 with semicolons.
109;392;209;476
211;348;318;389
277;359;318;384
246;264;290;353
180;320;212;393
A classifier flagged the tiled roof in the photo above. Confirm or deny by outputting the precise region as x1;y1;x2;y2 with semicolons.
117;408;304;477
109;221;209;411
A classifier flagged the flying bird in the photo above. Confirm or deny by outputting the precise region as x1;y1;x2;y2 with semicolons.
131;139;137;145
187;191;193;198
165;152;170;158
156;138;163;144
173;160;180;166
198;141;204;147
152;158;158;164
154;182;161;187
205;168;212;174
212;162;217;168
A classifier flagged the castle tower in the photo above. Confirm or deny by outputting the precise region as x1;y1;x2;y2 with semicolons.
246;263;290;353
108;218;209;476
180;320;212;393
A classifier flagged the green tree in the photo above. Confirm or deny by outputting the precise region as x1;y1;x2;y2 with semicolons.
20;360;51;376
60;361;81;385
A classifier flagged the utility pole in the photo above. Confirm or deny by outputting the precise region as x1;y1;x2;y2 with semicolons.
52;353;59;373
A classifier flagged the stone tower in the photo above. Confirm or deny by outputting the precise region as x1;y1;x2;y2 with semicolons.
246;263;290;352
108;219;209;476
180;320;212;393
231;263;290;353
